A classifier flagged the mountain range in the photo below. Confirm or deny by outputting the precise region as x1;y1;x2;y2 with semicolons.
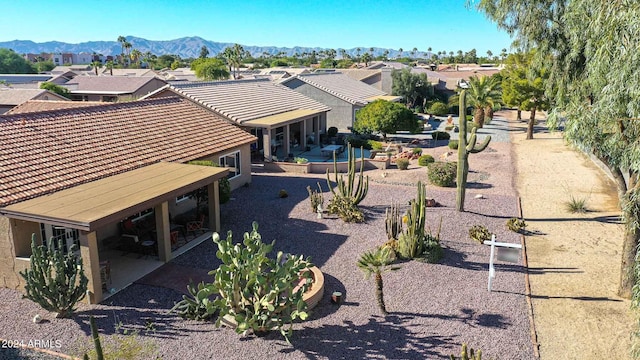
0;36;415;59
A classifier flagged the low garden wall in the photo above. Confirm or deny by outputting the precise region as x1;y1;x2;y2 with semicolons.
263;158;390;174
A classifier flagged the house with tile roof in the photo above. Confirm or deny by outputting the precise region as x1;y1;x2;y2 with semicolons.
0;96;256;303
280;72;401;131
60;76;167;102
6;100;104;114
147;78;331;162
0;88;69;114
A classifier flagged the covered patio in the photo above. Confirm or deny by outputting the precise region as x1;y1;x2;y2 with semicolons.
0;162;227;304
244;109;327;162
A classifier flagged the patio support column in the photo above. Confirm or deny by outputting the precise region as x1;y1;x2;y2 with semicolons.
263;129;273;161
315;116;321;147
301;119;307;149
207;181;220;233
283;125;290;158
155;201;171;262
79;230;101;304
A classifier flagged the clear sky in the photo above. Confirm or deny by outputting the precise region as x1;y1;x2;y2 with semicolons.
0;0;513;54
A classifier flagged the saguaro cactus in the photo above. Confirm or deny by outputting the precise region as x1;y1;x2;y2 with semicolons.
456;90;491;212
326;144;369;205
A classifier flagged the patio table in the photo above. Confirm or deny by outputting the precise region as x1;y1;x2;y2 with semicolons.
320;145;343;157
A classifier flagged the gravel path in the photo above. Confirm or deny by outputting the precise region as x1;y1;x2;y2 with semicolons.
0;116;534;360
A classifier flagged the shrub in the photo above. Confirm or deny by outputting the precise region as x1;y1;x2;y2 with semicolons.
170;281;215;320
428;101;449;116
20;235;88;318
418;154;435;166
396;158;410;170
467;121;479;131
211;222;313;342
327;126;338;138
469;225;491;244
428;162;456;187
347;136;372;149
431;131;451;141
294;157;308;164
506;218;527;233
368;140;383;150
466;115;474;122
327;196;365;223
411;148;423;155
414;105;423;113
445;125;454;131
564;195;588;213
279;189;288;198
448;140;459;149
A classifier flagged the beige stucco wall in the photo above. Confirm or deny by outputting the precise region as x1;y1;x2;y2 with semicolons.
0;216;41;290
200;144;252;191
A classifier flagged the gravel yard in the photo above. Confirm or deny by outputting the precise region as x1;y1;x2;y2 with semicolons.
0;117;534;360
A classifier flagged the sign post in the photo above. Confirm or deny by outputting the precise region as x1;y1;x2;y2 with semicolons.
484;235;522;292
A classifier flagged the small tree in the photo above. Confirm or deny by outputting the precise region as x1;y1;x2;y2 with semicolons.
357;246;400;315
354;99;418;141
191;58;230;81
391;68;434;109
20;234;88;318
40;82;70;99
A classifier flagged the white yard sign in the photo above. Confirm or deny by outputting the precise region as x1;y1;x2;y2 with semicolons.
484;235;522;292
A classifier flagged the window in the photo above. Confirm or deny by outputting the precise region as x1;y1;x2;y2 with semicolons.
219;151;241;179
131;208;154;221
176;193;190;204
40;224;80;254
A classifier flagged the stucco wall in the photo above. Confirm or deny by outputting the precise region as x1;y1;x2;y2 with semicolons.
200;143;252;190
283;79;355;132
0;217;39;290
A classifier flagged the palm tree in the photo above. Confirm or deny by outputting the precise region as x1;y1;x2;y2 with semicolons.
105;60;114;75
91;61;101;76
411;47;417;59
361;52;372;67
356;47;361;63
339;49;347;59
357;246;400;315
117;35;126;57
486;50;493;60
398;48;403;58
460;75;502;128
130;49;142;67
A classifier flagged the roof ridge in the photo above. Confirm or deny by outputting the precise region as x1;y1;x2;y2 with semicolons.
1;96;183;120
172;78;270;88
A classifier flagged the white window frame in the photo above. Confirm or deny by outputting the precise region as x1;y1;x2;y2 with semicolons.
176;193;190;204
131;208;154;222
219;151;241;180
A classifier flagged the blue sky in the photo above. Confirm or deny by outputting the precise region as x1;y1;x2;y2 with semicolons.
0;0;512;54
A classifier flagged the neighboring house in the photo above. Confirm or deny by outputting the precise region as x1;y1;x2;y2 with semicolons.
366;61;408;70
259;67;311;81
158;68;198;82
99;68;157;77
6;99;103;114
0;88;69;114
147;78;331;162
280;72;400;131
0;74;54;89
60;76;167;102
319;68;395;94
0;96;256;304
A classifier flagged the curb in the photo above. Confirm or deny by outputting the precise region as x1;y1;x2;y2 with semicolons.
518;196;541;359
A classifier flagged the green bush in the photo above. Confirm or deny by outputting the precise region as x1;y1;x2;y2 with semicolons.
368;140;383;150
396;158;410;170
467;121;479;131
466;115;473;122
469;225;491;244
414;105;423;114
211;222;313;342
327;196;365;223
506;218;527;233
347;136;372;150
448;140;459;149
428;101;449;116
327;126;338;138
431;131;451;141
411;148;423;155
427;162;456;187
418;154;435;166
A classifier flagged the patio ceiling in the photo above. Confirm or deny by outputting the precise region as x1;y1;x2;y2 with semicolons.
0;162;228;232
242;109;323;129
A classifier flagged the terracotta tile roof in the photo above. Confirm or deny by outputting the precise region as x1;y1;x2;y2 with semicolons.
62;76;165;94
7;100;102;114
0;89;69;106
165;78;330;124
0;96;256;207
281;73;387;106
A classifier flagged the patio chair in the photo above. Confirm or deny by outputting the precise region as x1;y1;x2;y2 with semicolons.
186;214;209;239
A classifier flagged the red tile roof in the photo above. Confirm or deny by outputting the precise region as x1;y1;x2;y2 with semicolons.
7;100;104;114
0;96;256;206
